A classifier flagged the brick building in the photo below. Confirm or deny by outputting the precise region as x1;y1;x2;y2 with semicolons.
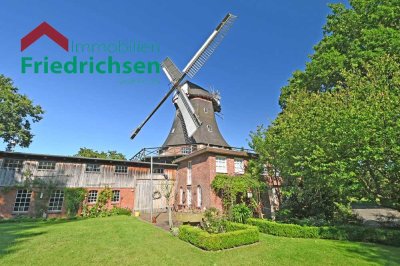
0;151;176;218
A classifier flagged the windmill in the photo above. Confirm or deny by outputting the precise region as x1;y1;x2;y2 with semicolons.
130;13;237;143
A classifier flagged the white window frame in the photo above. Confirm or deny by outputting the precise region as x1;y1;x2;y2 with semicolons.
206;125;213;132
187;187;192;206
2;159;23;170
48;190;64;212
86;164;101;173
234;158;245;174
13;189;32;213
38;161;56;170
181;146;191;155
115;165;128;174
179;187;184;204
216;156;227;173
87;190;98;203
112;190;120;202
187;161;192;186
197;186;202;208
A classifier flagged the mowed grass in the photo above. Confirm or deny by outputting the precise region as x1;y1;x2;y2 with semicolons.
1;216;399;266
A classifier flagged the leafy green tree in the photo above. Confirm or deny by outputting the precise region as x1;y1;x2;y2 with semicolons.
251;0;400;220
75;147;127;160
0;74;44;150
252;55;400;219
279;0;400;107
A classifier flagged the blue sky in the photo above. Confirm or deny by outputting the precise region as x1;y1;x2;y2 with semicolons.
0;0;346;158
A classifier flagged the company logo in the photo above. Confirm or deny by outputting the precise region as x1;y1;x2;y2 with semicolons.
21;22;68;52
20;22;160;77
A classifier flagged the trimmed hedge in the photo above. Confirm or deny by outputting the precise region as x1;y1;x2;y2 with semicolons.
247;218;400;247
178;222;259;251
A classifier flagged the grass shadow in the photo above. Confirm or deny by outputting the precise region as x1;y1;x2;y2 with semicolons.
337;241;400;265
0;218;81;258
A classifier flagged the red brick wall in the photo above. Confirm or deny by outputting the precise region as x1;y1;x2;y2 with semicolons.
175;153;248;212
0;187;135;219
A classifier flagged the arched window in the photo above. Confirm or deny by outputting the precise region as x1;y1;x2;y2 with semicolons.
197;185;202;208
179;187;184;204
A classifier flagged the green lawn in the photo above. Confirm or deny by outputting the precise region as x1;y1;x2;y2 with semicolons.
1;216;399;265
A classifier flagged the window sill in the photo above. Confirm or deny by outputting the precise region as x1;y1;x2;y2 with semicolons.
111;202;120;204
47;210;62;214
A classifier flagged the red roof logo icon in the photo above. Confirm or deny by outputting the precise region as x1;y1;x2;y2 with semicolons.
21;22;69;52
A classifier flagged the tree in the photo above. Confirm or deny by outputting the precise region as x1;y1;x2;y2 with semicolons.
0;74;44;150
279;0;400;107
252;55;400;220
75;148;127;160
160;179;175;229
251;0;400;221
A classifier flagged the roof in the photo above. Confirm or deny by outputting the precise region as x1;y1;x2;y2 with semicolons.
0;151;177;168
172;147;256;163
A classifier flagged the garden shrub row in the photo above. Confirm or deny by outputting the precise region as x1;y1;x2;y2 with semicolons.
247;218;400;246
178;222;259;251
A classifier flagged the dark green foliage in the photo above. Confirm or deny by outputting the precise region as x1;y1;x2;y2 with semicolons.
0;74;44;149
279;0;400;107
231;203;252;224
75;147;126;160
248;218;400;247
211;174;264;212
64;188;86;217
251;0;400;220
179;222;259;251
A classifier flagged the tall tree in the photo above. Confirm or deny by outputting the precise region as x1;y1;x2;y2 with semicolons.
75;147;127;160
279;0;400;107
0;74;44;150
251;0;400;220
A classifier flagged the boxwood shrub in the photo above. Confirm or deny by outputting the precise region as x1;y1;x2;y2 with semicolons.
247;218;400;246
178;222;259;251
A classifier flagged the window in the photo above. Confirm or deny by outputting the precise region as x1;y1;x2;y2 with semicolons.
234;158;244;174
153;168;165;174
204;107;208;113
171;128;175;133
197;186;202;208
187;187;192;206
87;190;98;203
13;189;32;213
187;161;192;185
2;159;23;170
207;125;213;132
179;187;184;204
86;164;100;173
38;161;56;170
115;165;128;174
48;190;64;212
112;190;120;202
181;146;191;155
216;156;227;173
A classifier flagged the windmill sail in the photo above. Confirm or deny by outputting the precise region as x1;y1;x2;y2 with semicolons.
161;57;183;84
183;13;237;78
175;84;202;137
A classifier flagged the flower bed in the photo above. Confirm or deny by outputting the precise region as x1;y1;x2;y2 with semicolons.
178;222;259;251
247;218;400;246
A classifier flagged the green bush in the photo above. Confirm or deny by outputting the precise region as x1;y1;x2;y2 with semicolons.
109;207;132;216
247;218;400;246
179;222;259;251
64;188;86;217
231;203;253;223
